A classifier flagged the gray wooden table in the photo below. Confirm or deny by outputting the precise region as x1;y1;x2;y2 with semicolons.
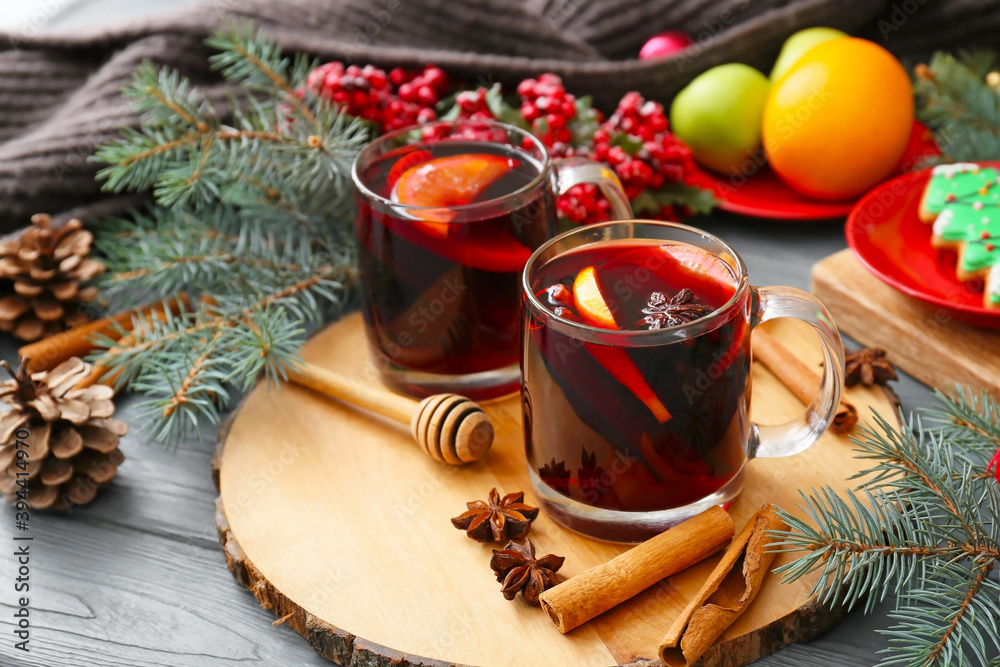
0;5;936;667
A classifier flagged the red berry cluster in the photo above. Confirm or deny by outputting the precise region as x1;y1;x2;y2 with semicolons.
558;91;693;223
556;184;612;225
595;92;692;199
391;66;447;104
516;74;580;156
304;63;449;133
424;87;507;142
298;61;703;225
453;87;495;121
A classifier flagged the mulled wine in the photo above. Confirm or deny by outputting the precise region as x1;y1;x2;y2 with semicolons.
523;237;752;540
523;220;846;542
355;136;556;398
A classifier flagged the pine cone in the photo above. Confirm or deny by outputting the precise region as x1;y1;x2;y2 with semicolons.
0;357;127;510
0;214;104;341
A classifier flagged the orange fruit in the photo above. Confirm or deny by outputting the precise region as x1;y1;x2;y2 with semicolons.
571;266;672;423
762;37;913;200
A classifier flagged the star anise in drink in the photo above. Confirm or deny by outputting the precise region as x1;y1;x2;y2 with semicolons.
490;539;564;605
638;289;711;329
578;447;607;499
451;488;539;543
539;458;570;495
844;348;898;387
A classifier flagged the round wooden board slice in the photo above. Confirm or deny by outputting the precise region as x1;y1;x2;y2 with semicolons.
212;313;901;667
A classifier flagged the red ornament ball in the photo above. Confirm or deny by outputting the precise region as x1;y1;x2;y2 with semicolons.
639;32;694;60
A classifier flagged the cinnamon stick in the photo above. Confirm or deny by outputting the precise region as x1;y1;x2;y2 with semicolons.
17;294;190;376
752;328;858;434
538;506;734;634
659;505;787;667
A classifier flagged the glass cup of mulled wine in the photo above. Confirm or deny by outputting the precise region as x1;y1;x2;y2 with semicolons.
521;220;845;542
352;119;632;399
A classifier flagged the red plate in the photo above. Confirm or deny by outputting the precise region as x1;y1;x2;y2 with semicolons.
686;121;941;221
845;162;1000;328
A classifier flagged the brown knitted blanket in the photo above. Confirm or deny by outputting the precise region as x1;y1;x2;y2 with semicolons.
0;0;994;231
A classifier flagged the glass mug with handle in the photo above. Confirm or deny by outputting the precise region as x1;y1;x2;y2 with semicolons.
352;119;632;399
521;220;845;542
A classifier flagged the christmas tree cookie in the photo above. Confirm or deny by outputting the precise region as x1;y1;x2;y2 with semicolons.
918;163;1000;309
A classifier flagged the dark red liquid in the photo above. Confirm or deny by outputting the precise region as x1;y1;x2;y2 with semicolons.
356;141;556;397
523;240;752;523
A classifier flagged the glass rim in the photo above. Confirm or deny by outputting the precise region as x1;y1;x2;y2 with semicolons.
522;220;752;343
350;119;551;214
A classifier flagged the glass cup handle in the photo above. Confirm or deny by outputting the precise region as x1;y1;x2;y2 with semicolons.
749;285;845;459
552;157;634;220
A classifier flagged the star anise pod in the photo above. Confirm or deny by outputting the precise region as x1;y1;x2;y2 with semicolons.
844;347;898;387
451;488;539;543
490;539;564;605
638;289;712;329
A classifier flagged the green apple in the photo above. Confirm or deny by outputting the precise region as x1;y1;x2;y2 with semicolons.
769;27;848;81
669;64;770;175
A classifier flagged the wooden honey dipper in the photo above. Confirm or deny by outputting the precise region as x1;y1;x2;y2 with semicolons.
287;362;494;465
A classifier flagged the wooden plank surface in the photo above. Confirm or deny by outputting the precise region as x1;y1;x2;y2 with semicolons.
812;249;1000;398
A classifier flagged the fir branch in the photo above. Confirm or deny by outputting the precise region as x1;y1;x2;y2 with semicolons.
920;560;994;666
90;25;370;444
915;50;1000;162
125;61;211;131
93;25;371;214
881;558;1000;667
161;326;226;418
926;386;1000;456
206;23;318;125
93;205;351;309
91;266;343;443
771;390;1000;666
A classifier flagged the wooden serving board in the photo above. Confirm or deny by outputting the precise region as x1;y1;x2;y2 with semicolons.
813;249;1000;399
212;313;900;667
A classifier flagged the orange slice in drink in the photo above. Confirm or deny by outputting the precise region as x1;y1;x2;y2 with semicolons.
656;244;737;298
391;153;517;236
572;266;618;329
379;152;532;272
571;266;672;424
605;243;737;311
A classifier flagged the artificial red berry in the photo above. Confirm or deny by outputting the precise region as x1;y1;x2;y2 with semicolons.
422;66;447;92
304;62;447;134
515;73;581;156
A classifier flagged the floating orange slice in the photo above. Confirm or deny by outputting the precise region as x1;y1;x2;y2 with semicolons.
655;244;737;294
608;244;737;308
571;266;672;424
572;266;618;329
391;153;517;237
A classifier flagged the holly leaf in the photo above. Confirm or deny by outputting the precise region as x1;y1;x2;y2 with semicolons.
485;84;531;130
438;100;461;121
642;183;719;215
610;132;644;156
631;189;661;215
569;95;601;148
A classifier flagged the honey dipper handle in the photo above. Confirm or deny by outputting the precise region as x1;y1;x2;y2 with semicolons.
287;362;416;425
